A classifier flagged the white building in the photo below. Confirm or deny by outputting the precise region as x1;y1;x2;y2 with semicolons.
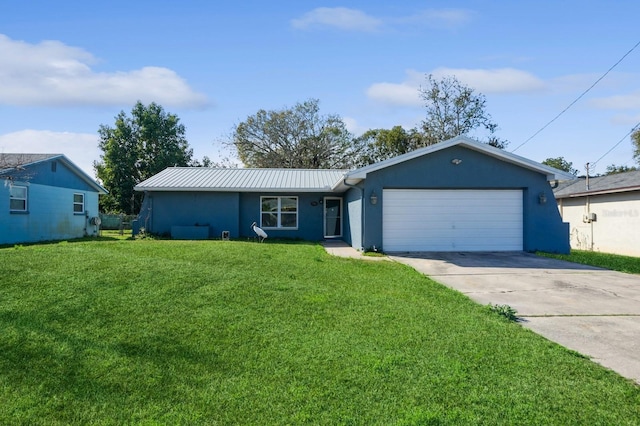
554;170;640;257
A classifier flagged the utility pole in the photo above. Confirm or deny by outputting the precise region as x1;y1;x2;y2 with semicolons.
585;162;590;191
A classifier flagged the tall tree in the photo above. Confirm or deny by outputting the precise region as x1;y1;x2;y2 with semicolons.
542;157;578;175
94;101;193;214
632;128;640;165
355;126;424;166
419;74;508;148
232;99;358;169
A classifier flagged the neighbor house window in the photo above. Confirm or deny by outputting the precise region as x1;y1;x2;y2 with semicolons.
261;196;298;229
73;193;85;213
9;185;28;212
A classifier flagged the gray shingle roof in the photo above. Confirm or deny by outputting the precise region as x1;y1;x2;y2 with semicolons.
0;153;107;194
554;169;640;198
134;167;349;192
0;153;61;171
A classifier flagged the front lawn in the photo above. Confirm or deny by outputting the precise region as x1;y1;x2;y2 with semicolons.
538;249;640;274
1;239;639;424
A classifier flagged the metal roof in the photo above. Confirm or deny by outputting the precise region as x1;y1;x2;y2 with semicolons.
134;167;349;192
554;169;640;198
345;136;576;183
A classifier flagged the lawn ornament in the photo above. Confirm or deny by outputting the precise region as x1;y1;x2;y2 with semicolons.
251;222;268;242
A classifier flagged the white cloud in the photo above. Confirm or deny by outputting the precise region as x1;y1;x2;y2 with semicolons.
394;9;474;29
0;34;209;108
589;91;640;110
366;68;547;107
430;67;547;94
0;130;100;178
366;69;424;106
291;7;473;32
291;7;382;32
342;116;367;135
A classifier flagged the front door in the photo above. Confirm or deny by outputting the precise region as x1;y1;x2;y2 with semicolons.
324;197;342;238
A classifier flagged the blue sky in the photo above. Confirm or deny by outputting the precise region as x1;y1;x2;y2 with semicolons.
1;1;639;178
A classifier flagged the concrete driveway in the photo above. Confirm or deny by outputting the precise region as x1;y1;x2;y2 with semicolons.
389;251;640;384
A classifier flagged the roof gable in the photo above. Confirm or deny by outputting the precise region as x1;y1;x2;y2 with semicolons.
0;153;107;194
134;167;349;192
345;136;575;183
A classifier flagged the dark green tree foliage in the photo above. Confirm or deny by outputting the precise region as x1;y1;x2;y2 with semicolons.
419;74;508;149
95;101;192;214
632;128;640;165
355;126;424;166
605;164;637;175
542;157;578;175
233;99;357;169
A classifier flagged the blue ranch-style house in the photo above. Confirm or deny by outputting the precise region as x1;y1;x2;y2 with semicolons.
134;136;574;253
0;154;107;245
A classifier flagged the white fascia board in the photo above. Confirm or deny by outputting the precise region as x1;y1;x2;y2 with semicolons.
133;186;336;193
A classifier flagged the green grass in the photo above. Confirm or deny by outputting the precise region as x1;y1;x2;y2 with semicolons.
538;249;640;274
1;239;639;425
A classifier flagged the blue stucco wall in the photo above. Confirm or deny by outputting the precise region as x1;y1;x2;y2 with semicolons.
9;159;97;192
1;159;102;245
138;191;340;241
343;187;362;249
239;193;333;241
361;145;569;253
139;191;240;238
1;181;99;245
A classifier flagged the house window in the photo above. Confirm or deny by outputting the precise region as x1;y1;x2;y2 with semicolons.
9;185;28;212
261;196;298;229
73;193;85;213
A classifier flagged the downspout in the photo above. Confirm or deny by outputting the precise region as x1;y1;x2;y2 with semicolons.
343;178;365;251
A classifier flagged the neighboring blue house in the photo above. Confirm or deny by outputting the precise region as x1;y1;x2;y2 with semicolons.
134;136;574;253
0;154;107;245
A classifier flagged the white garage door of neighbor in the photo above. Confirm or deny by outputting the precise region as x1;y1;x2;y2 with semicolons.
383;189;523;252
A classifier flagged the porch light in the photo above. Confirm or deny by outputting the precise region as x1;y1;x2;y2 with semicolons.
538;192;547;204
370;191;378;205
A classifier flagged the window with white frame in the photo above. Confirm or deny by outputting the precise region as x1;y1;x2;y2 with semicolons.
9;185;27;212
261;196;298;229
73;193;85;213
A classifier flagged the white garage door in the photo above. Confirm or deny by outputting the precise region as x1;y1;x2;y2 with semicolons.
383;189;523;252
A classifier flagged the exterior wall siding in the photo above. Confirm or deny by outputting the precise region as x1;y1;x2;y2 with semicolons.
141;191;240;238
239;192;334;241
558;193;640;256
360;145;569;253
343;187;362;249
139;191;341;241
1;181;98;245
9;159;97;192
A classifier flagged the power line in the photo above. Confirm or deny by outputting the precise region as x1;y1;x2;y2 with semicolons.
590;121;640;167
511;39;640;153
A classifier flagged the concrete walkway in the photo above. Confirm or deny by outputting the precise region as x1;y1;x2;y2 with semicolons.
321;240;388;261
321;242;640;384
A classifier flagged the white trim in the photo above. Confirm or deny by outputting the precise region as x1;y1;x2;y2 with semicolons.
260;196;298;229
9;184;28;212
73;192;85;214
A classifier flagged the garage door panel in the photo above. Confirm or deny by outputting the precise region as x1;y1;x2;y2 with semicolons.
383;189;523;252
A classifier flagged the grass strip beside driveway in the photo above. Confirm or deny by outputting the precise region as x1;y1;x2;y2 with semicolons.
538;249;640;275
1;239;639;424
